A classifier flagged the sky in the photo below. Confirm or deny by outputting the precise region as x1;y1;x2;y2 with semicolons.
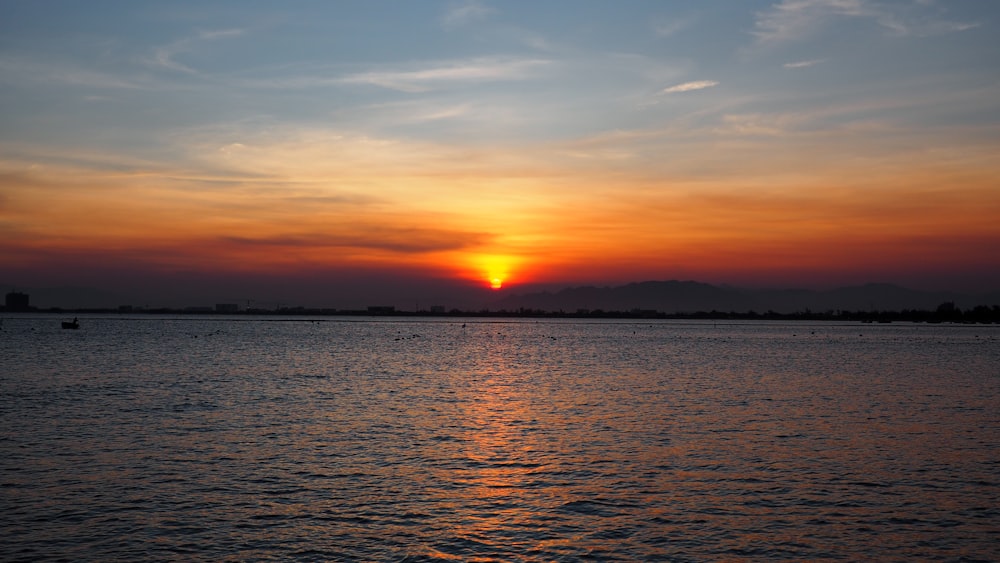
2;0;999;308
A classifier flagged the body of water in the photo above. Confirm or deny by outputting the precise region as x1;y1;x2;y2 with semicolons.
2;315;998;561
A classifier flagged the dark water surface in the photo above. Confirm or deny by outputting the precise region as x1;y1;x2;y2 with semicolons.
2;315;998;561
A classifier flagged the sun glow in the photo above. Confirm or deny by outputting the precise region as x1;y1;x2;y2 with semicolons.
468;254;520;290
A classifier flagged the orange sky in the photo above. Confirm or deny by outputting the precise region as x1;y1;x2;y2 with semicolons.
4;129;998;297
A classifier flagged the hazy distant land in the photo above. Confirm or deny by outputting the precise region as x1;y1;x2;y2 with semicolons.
4;280;999;321
493;281;1000;316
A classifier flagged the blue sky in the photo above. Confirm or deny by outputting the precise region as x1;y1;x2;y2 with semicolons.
4;1;993;146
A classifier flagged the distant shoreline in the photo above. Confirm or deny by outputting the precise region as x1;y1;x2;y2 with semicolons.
3;306;998;324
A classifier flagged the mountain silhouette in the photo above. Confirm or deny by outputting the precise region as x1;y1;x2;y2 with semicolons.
493;281;996;314
493;281;751;313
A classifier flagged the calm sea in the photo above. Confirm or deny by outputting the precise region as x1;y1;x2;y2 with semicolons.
1;314;998;561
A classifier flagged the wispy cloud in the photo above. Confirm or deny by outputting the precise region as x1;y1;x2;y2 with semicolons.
223;226;492;254
442;0;495;28
199;29;244;41
409;104;472;122
783;58;826;69
652;16;695;37
754;0;981;43
145;28;245;74
341;57;550;92
714;113;798;136
512;30;555;52
662;80;719;94
754;0;868;44
349;100;476;127
876;15;980;37
0;55;147;89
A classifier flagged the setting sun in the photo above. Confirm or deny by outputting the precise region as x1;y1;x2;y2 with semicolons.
466;254;521;291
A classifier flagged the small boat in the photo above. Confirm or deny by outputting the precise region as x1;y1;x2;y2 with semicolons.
61;318;79;330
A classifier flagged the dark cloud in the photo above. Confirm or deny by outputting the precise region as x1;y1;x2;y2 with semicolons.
222;226;493;254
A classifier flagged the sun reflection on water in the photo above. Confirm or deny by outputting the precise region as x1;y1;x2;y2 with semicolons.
447;327;558;552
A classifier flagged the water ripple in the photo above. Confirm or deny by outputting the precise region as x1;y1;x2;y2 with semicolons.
1;316;998;560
